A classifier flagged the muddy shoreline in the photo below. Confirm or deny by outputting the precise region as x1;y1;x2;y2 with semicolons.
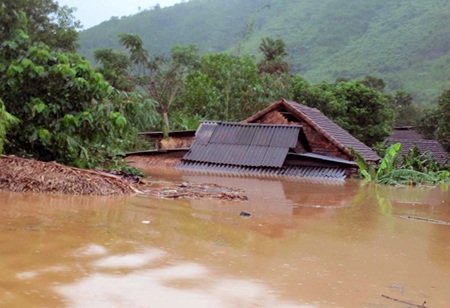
0;155;247;200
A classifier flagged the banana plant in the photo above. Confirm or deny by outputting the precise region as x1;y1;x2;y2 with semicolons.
352;143;449;185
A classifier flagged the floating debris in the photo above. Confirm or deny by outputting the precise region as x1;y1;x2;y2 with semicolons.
239;211;252;218
381;294;427;307
139;182;248;201
398;215;450;225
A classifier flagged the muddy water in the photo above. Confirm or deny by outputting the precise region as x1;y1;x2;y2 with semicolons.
0;170;449;308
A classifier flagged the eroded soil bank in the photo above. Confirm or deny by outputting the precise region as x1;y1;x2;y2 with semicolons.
0;155;247;200
0;155;135;196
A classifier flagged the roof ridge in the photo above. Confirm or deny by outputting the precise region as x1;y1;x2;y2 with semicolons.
283;99;320;112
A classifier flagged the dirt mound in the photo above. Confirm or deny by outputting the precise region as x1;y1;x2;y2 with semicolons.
0;156;136;196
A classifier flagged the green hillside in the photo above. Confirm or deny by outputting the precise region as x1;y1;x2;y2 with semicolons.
78;0;450;104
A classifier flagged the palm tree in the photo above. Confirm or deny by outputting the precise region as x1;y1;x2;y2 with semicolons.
258;37;289;75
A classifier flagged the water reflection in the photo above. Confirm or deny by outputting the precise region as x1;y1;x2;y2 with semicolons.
57;246;306;308
0;175;449;307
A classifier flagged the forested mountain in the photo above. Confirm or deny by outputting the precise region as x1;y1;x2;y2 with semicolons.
78;0;450;103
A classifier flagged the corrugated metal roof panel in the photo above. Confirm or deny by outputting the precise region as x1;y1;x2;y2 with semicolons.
209;123;231;144
224;124;240;144
241;145;267;166
251;125;274;146
261;147;289;167
221;144;247;165
177;161;347;181
195;122;217;145
235;125;257;145
270;125;300;147
209;144;228;163
184;144;206;161
183;122;300;168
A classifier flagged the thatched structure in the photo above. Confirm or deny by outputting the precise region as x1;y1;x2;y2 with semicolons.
0;156;136;196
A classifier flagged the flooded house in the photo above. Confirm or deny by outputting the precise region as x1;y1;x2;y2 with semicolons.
386;126;449;166
177;99;379;180
128;99;380;180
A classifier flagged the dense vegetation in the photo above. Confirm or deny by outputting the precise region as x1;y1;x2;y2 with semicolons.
0;0;158;169
416;86;450;152
77;0;450;104
353;143;449;186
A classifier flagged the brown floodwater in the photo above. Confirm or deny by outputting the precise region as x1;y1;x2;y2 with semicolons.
1;168;449;308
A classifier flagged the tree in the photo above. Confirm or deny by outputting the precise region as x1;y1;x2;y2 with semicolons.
94;48;133;91
416;86;450;152
360;75;386;92
291;77;335;112
118;33;199;133
0;0;80;52
435;85;450;151
391;91;421;127
179;53;292;122
0;2;135;168
258;37;289;75
331;82;394;145
416;106;440;139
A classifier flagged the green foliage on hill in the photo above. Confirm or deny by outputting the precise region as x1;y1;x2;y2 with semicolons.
77;0;450;104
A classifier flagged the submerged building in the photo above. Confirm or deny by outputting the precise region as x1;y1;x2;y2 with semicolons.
177;99;380;180
386;126;449;166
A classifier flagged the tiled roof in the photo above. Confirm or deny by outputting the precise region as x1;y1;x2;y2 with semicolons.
386;128;449;165
182;122;301;168
285;100;380;161
244;99;380;162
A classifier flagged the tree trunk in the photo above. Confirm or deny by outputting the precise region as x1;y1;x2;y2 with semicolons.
162;110;170;138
